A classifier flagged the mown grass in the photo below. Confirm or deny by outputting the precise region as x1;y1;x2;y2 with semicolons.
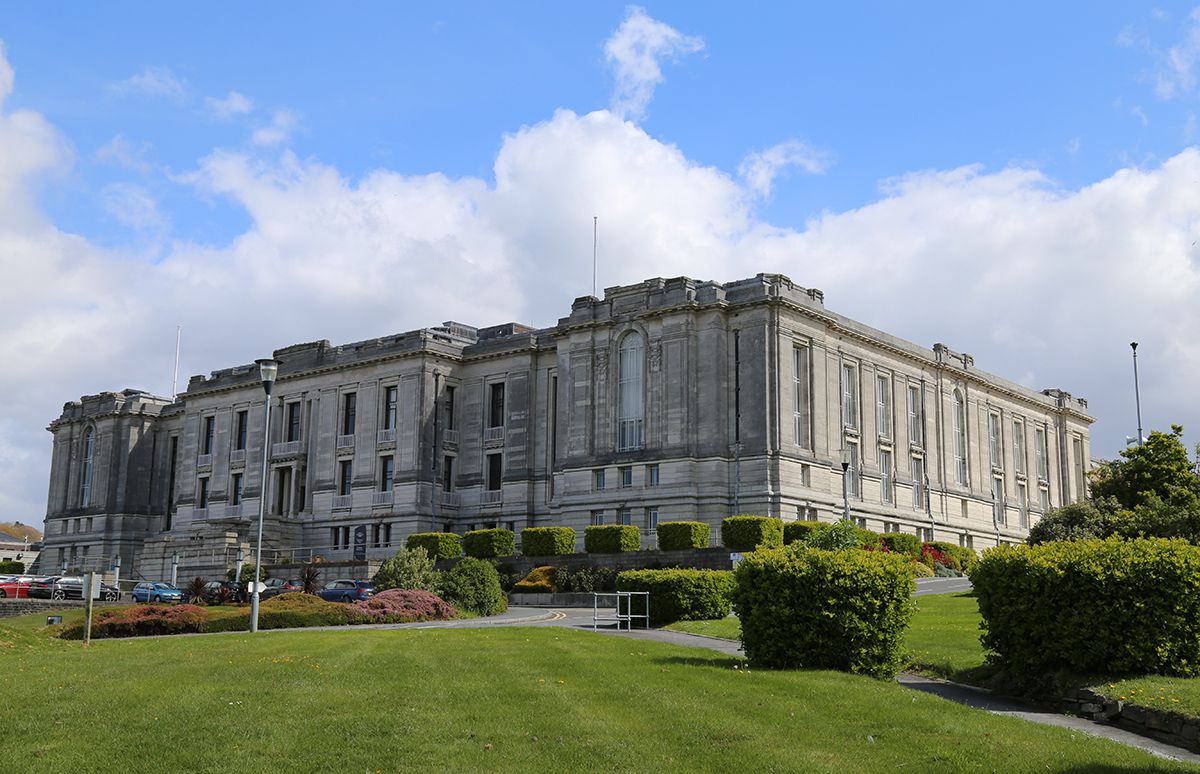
1;609;1196;772
903;593;990;681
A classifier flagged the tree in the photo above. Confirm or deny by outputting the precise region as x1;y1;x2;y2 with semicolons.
1027;500;1118;545
372;546;440;594
1089;426;1200;510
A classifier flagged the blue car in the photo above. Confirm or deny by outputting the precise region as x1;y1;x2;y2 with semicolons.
131;582;184;604
316;579;373;603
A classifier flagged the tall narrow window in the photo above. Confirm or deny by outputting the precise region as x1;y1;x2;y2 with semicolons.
384;386;397;431
198;477;210;509
911;456;925;509
80;428;95;506
380;456;394;492
992;476;1005;526
841;363;858;429
339;461;353;496
908;385;923;446
443;456;455;492
1036;428;1048;480
1039;486;1049;512
487;453;503;491
489;383;505;428
443;386;456;430
876;375;891;438
202;416;215;455
793;346;810;448
620;467;633;488
953;390;967;485
276;468;292;515
648;508;659;530
648;464;660;486
166;435;178;528
1073;437;1085;501
342;393;357;436
235;411;248;451
1013;421;1025;475
1017;482;1027;528
231;473;243;506
594;469;606;490
880;448;893;504
989;413;1002;470
618;332;644;450
846;442;860;497
287;402;302;442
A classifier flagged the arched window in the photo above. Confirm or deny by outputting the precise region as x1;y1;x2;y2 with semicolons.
80;428;95;506
953;390;968;485
617;332;644;451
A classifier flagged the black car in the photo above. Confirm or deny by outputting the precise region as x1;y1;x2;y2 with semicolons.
201;580;247;604
28;576;120;601
259;577;303;600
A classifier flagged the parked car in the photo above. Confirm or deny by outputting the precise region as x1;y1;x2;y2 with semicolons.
315;579;373;603
201;580;247;604
259;577;302;600
26;576;62;599
29;576;119;601
131;582;184;604
0;574;42;598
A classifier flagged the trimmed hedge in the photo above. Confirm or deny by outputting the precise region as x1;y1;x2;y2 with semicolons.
512;565;558;593
733;547;916;678
585;525;641;553
721;515;784;552
0;560;24;574
879;533;922;555
783;521;823;545
463;528;516;558
657;521;710;551
406;532;462;560
617;568;735;627
521;526;576;556
971;537;1200;676
440;557;507;616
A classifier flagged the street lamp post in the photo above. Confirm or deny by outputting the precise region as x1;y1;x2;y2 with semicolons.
841;448;852;523
1131;342;1144;447
113;554;121;591
235;548;244;590
250;358;279;634
170;552;179;588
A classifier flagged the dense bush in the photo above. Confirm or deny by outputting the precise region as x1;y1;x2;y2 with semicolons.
488;560;523;592
1027;501;1117;545
584;525;640;553
0;560;24;574
520;527;576;556
971;537;1200;676
373;545;440;594
805;520;860;551
657;521;710;550
721;515;783;552
617;568;735;627
782;521;822;545
254;593;354;629
60;603;211;639
879;533;922;555
855;529;884;549
440;556;507;616
910;561;934;578
733;547;915;678
926;541;976;572
557;564;617;593
463;528;516;558
406;532;462;560
226;563;267;584
511;566;558;593
348;588;459;623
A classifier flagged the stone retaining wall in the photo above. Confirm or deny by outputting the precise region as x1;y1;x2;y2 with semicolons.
0;598;127;620
435;546;736;576
1053;687;1200;751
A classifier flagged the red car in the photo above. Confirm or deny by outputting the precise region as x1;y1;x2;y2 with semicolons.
0;575;40;598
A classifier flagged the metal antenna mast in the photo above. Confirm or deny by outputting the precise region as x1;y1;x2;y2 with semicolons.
592;215;597;298
172;325;181;399
1131;342;1144;446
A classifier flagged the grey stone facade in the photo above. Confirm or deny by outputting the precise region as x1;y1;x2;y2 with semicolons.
41;273;1094;582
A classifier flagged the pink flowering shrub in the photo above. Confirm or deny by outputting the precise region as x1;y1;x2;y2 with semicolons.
348;588;460;623
59;603;212;639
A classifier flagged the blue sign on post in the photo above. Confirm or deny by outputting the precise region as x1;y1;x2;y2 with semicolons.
353;525;367;560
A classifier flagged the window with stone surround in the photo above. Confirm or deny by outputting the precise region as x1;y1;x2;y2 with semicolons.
618;331;644;451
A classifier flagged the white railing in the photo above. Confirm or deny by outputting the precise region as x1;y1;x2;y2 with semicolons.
196;454;213;467
481;490;503;505
224;504;243;519
440;491;461;507
191;508;207;521
332;494;353;509
337;434;356;449
483;426;505;442
377;428;396;443
443;429;460;445
272;441;304;457
372;491;394;506
229;449;246;463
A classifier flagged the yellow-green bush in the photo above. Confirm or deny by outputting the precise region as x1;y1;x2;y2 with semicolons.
406;532;462;560
733;547;915;678
971;537;1200;676
658;521;710;550
520;526;576;556
721;515;783;552
463;528;515;558
782;521;823;545
616;568;735;626
511;565;559;593
910;561;934;578
584;525;640;553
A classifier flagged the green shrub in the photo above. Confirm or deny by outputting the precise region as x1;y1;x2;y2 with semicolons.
733;547;915;678
373;545;440;594
880;533;921;555
910;561;934;578
520;526;576;556
657;521;710;550
721;515;783;552
406;532;462;560
226;563;267;585
971;537;1200;676
782;522;822;545
617;569;736;627
557;564;617;593
440;557;507;616
511;566;558;593
927;541;976;572
584;525;640;553
805;520;860;551
0;560;23;574
855;529;883;549
463;528;516;558
1027;501;1116;545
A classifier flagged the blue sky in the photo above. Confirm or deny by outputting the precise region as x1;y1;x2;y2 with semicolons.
1;3;1199;526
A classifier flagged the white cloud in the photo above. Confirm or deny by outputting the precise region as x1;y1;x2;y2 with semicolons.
109;66;185;100
95;133;153;174
207;91;254;119
100;182;167;232
604;6;703;121
739;139;830;198
252;109;299;145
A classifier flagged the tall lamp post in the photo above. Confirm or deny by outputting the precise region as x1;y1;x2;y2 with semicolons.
250;358;279;634
841;448;852;523
113;554;121;591
170;552;179;588
1131;342;1144;447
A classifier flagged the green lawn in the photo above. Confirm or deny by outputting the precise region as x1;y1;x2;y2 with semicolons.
2;610;1196;772
903;593;990;681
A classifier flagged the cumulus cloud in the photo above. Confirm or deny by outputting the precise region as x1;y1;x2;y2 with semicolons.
95;133;153;174
739;139;830;198
604;6;703;121
100;182;167;232
109;66;185;100
207;91;254;119
252;109;299;145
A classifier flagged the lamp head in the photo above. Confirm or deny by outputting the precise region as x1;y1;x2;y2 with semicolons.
172;552;179;565
841;448;851;470
255;358;280;395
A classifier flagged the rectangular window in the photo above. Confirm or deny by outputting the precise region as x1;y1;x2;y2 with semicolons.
880;449;893;504
594;469;606;490
993;476;1005;526
86;517;93;532
1036;428;1048;480
1017;482;1028;529
167;435;178;517
380;457;394;492
907;385;922;446
489;383;505;428
1039;486;1049;512
231;473;243;506
342;393;357;436
959;533;973;549
198;477;210;509
648;464;659;486
202;416;215;455
620;509;632;526
443;456;454;492
1013;421;1025;475
487;453;503;491
841;363;858;429
876;375;891;438
275;467;292;516
911;456;925;509
793;345;810;447
845;441;859;497
648;508;659;530
339;461;353;497
1073;437;1085;501
235;411;248;451
443;386;456;430
592;510;605;526
989;413;1002;470
287;402;302;442
384;386;398;431
620;467;633;488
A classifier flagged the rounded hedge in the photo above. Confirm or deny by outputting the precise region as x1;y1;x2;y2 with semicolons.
463;528;516;558
406;532;462;560
657;521;710;551
520;526;576;556
440;557;507;616
721;515;783;552
584;525;640;553
616;568;735;627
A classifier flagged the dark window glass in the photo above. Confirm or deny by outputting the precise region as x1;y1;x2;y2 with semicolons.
443;456;454;492
343;394;357;435
489;383;504;428
340;461;353;496
203;416;215;455
231;473;243;505
385;387;397;430
444;386;456;430
381;457;394;492
235;411;248;451
487;454;502;490
287;403;301;442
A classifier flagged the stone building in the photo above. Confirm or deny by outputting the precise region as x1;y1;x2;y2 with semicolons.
41;273;1094;581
